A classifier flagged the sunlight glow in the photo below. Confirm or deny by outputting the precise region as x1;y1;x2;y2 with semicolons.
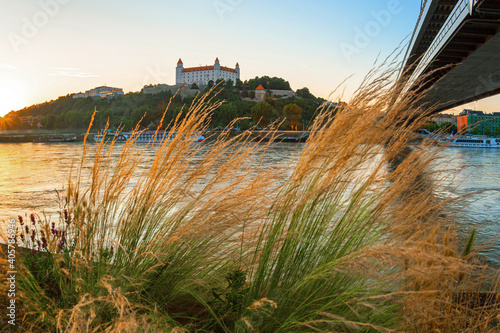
0;79;25;117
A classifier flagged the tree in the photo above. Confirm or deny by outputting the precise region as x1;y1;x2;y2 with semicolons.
101;109;115;128
251;102;273;128
484;125;492;136
171;105;189;124
495;126;500;137
131;105;154;128
246;76;291;90
55;114;65;128
296;87;315;99
250;91;255;99
225;79;234;88
425;122;439;132
190;83;199;90
216;103;238;127
283;103;302;130
235;79;243;90
43;114;57;129
441;123;457;134
208;80;214;88
64;110;85;129
241;89;249;98
239;119;251;130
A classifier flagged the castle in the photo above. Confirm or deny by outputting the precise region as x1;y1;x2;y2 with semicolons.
176;58;240;86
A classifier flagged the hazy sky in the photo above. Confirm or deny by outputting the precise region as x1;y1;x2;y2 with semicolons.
0;0;499;116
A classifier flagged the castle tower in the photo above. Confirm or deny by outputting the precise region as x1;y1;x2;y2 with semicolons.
213;57;221;82
176;58;184;85
235;62;240;81
255;84;266;101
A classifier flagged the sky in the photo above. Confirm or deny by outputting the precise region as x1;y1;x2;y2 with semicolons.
0;0;499;117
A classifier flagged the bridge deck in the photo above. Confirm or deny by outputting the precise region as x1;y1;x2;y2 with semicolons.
402;0;500;112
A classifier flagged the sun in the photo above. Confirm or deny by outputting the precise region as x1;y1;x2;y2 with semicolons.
0;81;25;117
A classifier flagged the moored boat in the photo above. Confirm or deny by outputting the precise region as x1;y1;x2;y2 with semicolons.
33;134;79;143
93;130;205;144
253;132;310;143
446;135;500;148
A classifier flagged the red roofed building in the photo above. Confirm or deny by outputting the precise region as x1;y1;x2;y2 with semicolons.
176;58;240;86
255;84;266;101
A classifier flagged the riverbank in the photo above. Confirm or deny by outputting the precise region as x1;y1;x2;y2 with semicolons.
0;130;311;143
0;131;84;143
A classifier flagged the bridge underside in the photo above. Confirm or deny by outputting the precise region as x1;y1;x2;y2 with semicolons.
404;0;500;113
406;0;460;66
424;30;500;112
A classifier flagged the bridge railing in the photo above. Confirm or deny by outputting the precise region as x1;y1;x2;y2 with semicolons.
408;0;470;86
402;0;431;72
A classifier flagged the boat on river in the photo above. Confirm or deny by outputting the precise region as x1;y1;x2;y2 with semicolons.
253;132;310;143
420;129;500;148
93;130;205;143
443;134;500;148
33;134;78;143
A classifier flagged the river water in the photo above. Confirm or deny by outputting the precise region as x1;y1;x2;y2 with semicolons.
0;142;499;268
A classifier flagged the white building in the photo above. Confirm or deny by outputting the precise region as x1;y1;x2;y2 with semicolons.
431;113;456;126
176;58;240;86
73;86;124;99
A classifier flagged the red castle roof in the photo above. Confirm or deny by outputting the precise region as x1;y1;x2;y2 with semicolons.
221;66;237;73
256;84;265;90
183;66;214;72
183;66;237;73
180;58;238;73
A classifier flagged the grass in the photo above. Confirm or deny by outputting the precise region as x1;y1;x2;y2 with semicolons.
1;64;499;332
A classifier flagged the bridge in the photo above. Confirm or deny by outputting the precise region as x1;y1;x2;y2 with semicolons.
402;0;500;112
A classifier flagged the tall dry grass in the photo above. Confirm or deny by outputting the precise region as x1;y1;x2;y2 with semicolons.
1;64;499;332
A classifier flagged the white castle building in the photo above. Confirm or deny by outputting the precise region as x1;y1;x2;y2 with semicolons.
176;58;240;86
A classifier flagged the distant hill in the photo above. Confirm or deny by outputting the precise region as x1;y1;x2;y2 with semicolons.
0;77;327;131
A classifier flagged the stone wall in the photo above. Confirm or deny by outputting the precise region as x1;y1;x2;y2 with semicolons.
142;84;200;98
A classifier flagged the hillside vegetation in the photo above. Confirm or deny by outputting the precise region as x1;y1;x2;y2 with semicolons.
0;77;326;132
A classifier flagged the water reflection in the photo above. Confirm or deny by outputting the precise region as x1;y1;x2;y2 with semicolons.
437;148;500;268
0;142;498;268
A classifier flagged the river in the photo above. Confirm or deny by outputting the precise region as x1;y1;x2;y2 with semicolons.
0;142;499;268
